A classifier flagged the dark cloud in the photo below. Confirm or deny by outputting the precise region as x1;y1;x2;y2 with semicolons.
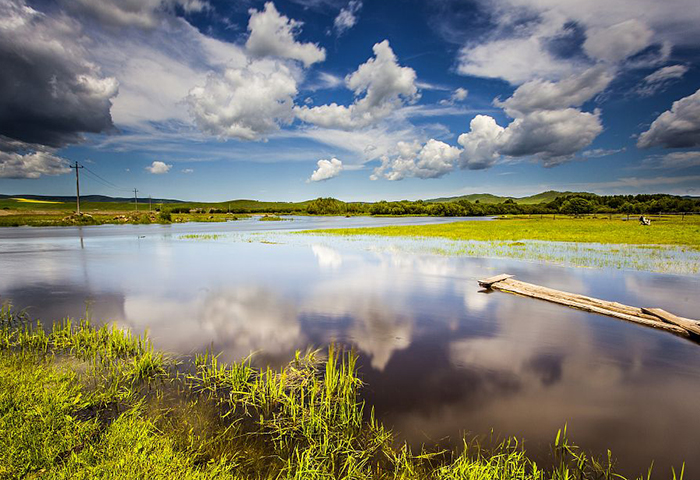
637;88;700;149
0;0;118;150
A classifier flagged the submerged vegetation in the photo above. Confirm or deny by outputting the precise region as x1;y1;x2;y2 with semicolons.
307;216;700;248
0;304;685;479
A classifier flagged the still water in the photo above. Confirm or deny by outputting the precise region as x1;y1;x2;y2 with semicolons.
1;216;699;477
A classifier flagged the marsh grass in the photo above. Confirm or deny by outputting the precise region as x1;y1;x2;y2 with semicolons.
179;233;226;240
305;216;700;248
259;214;289;221
0;304;684;479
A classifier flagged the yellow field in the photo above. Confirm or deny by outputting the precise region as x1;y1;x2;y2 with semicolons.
10;198;64;204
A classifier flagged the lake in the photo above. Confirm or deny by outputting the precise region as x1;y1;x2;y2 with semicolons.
1;216;699;478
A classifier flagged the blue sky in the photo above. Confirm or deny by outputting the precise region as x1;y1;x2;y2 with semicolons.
1;0;699;201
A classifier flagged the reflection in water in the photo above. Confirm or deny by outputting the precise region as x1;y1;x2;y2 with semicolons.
0;223;699;478
123;287;304;365
311;244;343;269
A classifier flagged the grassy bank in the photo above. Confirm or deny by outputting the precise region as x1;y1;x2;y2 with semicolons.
305;216;700;248
0;306;684;479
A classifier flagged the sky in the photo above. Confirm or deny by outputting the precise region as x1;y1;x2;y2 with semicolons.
0;0;699;202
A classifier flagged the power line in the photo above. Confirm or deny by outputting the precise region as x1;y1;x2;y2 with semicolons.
81;165;131;192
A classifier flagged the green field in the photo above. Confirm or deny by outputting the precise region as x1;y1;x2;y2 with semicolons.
0;306;679;480
307;215;700;248
0;197;305;227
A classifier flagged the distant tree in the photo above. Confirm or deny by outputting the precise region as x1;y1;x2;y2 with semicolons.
560;197;592;216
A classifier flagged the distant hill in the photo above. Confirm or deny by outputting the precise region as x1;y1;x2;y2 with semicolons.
0;194;184;204
426;190;594;205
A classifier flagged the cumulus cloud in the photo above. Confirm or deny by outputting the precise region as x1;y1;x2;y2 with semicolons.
583;20;654;63
146;160;172;174
181;168;194;173
373;63;607;180
295;40;418;129
0;0;118;150
496;66;613;116
371;139;460;180
636;65;688;96
308;157;343;182
0;149;71;179
457;115;505;170
187;59;298;140
92;19;247;128
498;108;603;165
333;0;362;35
457;67;606;170
637;88;700;148
246;2;326;67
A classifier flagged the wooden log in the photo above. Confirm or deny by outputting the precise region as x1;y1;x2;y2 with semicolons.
479;274;695;338
642;308;700;336
478;274;513;288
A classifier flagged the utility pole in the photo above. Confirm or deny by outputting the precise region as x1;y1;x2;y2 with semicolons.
133;188;139;212
69;161;84;215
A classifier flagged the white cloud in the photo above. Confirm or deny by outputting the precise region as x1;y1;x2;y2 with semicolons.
187;59;299;140
64;0;209;30
453;87;469;101
146;160;172;174
457;115;505;170
498;108;603;165
496;66;613;116
371;139;460;180
581;147;626;158
309;71;343;90
88;10;247;128
295;40;418;129
644;65;688;84
453;0;699;85
641;151;700;170
439;87;469;106
458;34;579;85
637;88;700;149
246;2;326;67
333;0;362;35
583;20;653;63
0;150;71;179
374;66;606;179
308;157;343;182
636;65;688;96
181;168;194;173
456;67;606;170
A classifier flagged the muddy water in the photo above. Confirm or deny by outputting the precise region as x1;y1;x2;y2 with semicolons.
1;216;698;478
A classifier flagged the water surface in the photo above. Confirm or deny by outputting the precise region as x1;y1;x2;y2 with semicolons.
1;216;699;478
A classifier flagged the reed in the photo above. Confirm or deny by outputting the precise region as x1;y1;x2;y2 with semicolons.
0;305;684;479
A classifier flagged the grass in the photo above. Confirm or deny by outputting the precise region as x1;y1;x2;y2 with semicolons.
259;214;288;221
179;234;225;240
0;304;684;479
305;215;700;248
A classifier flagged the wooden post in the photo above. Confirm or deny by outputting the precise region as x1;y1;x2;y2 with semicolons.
69;162;84;215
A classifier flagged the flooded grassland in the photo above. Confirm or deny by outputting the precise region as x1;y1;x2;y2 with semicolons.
1;216;699;478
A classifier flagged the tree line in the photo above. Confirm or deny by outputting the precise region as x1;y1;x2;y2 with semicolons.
163;194;699;217
305;194;700;217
